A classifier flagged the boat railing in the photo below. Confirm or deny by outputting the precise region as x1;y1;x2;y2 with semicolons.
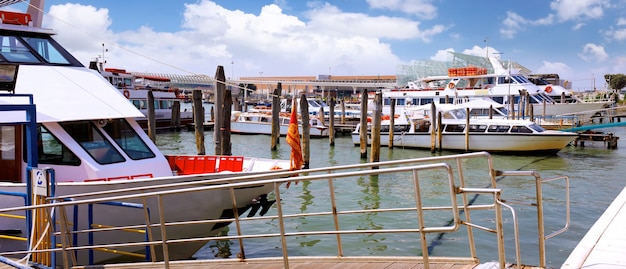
0;152;569;268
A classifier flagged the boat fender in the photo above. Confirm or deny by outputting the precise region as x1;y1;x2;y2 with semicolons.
545;85;553;94
447;83;455;89
123;90;130;98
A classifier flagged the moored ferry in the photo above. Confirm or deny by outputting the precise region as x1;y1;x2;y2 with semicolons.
0;2;290;266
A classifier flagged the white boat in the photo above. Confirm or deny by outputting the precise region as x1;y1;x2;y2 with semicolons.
386;54;613;122
0;5;290;265
231;111;329;137
94;66;194;130
352;103;578;153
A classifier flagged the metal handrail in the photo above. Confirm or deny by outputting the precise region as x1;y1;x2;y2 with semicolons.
0;151;568;269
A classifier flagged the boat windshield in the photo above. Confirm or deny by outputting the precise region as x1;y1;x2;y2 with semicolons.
27;124;81;166
102;118;156;160
0;32;82;65
528;123;545;132
60;121;126;165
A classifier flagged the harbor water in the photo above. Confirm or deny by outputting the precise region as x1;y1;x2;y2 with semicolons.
155;123;626;268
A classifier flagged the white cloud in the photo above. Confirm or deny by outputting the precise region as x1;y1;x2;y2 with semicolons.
430;48;454;61
366;0;437;20
45;1;452;76
462;46;501;59
618;18;626;26
572;23;586;30
549;0;609;22
500;12;553;39
536;61;574;78
578;43;608;62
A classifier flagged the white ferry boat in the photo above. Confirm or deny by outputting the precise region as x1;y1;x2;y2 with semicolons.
0;3;290;266
352;103;578;153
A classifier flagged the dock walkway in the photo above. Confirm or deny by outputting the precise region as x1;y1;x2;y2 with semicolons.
562;186;626;268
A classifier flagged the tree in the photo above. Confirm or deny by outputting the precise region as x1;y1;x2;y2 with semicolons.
604;74;626;91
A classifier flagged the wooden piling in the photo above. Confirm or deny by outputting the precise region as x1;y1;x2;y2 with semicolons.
213;65;225;155
437;111;443;152
193;89;205;155
271;83;282;151
341;98;346;124
430;102;436;152
509;95;515;120
388;98;396;148
210;106;215;122
329;97;335;146
221;89;232;155
170;100;181;131
300;95;311;169
465;107;470;152
147;90;156;142
489;104;493;119
359;89;368;158
370;92;382;165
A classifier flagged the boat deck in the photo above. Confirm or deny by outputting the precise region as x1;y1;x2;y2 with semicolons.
562;186;626;268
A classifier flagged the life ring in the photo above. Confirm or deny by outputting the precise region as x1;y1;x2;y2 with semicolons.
545;86;553;94
123;90;130;98
447;83;455;89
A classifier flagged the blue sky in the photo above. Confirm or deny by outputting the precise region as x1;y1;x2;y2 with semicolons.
7;0;626;90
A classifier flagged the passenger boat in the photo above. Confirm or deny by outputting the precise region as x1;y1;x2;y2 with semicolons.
0;4;290;266
93;65;194;130
231;111;329;137
352;103;579;153
386;54;613;122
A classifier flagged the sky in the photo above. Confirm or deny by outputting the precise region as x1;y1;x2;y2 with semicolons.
5;0;626;90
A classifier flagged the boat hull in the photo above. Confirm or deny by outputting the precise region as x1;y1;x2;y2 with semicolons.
352;132;577;153
0;171;280;264
231;121;329;137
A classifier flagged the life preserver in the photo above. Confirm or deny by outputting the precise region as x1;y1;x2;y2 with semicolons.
123;90;130;98
545;86;553;94
447;83;455;89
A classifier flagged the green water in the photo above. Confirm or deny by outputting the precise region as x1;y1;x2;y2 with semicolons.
155;126;626;267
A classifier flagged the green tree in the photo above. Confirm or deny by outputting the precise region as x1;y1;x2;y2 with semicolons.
605;74;626;91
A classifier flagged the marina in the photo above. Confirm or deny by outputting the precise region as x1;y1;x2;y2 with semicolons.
1;1;626;268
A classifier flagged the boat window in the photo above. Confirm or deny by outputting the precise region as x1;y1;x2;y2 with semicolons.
468;124;487;133
413;120;430;132
419;98;433;105
26;125;81;165
513;75;531;84
487;125;510;133
0;35;39;63
510;126;533;133
23;37;70;64
102;119;156;160
60;121;125;165
0;33;80;65
528;123;545;132
444;124;465;132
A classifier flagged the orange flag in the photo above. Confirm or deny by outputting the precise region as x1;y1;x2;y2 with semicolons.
286;98;303;187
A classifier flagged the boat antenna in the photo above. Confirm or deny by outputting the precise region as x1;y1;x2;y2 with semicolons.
98;43;108;72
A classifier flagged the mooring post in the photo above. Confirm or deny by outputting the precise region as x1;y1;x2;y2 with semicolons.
300;94;311;169
193;89;205;155
213;66;224;155
370;92;382;166
389;98;396;148
271;83;282;151
465;107;470;152
170;100;181;131
329;97;335;146
359;89;368;158
147;90;156;142
430;102;436;152
221;88;232;155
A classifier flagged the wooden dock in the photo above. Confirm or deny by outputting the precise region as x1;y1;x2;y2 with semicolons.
562;186;626;268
